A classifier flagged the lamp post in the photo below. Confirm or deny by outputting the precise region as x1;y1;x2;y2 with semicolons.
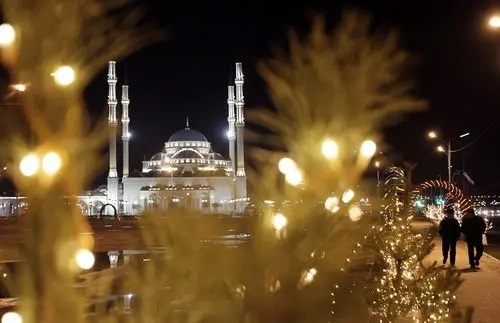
428;131;469;183
374;160;381;197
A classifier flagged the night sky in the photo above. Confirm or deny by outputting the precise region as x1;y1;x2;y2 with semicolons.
82;0;500;192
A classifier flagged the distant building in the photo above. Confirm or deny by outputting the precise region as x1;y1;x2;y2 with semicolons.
90;61;248;215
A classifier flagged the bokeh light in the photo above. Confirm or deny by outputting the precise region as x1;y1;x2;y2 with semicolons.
75;248;95;270
360;140;377;158
321;139;339;160
41;151;62;175
342;189;355;203
1;312;22;323
0;23;15;47
52;65;75;86
19;153;39;177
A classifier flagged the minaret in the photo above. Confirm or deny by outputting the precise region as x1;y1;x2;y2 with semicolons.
107;61;118;178
121;84;130;178
227;85;236;174
107;61;119;211
235;62;246;177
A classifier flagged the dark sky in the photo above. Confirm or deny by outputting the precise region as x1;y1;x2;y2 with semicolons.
84;0;500;192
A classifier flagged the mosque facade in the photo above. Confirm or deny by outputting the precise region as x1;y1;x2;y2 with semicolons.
85;61;248;215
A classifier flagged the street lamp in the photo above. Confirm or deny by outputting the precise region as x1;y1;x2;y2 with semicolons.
427;130;470;183
374;160;381;197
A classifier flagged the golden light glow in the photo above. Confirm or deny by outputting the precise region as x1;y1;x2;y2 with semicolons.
285;169;303;186
0;23;15;47
272;212;288;231
1;312;22;323
321;139;339;160
374;160;381;168
489;15;500;28
324;196;340;213
41;151;62;175
302;267;317;285
75;248;95;270
19;153;39;177
427;131;438;139
348;205;362;222
11;83;27;92
342;189;355;203
52;65;75;86
278;157;296;174
436;145;445;153
360;140;376;158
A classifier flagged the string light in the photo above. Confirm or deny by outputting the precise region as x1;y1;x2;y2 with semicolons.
52;65;75;86
321;139;339;160
75;248;95;270
19;153;39;176
0;23;15;47
1;312;22;323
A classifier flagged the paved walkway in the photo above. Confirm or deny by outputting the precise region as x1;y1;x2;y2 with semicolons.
426;239;500;323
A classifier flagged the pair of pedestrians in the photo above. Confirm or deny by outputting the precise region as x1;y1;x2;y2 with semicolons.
438;207;486;269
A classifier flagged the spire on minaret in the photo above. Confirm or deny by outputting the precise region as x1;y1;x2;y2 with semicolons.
235;62;246;177
227;85;236;174
121;83;130;178
107;61;118;178
186;117;190;129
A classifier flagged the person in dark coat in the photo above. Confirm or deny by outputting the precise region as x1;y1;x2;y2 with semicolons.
438;207;461;266
461;208;486;269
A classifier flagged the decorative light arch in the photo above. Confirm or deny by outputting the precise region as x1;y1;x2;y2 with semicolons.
410;180;471;215
98;203;119;219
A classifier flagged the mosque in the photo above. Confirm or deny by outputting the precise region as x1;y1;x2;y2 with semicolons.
79;61;248;215
0;61;248;216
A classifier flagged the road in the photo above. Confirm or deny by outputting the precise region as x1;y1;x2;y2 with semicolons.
0;216;253;262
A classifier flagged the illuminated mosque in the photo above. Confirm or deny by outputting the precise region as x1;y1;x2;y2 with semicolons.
80;61;248;215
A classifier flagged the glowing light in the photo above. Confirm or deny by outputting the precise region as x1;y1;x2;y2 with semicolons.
41;151;62;175
348;205;363;222
321;139;339;160
52;65;75;86
1;312;22;323
360;140;377;158
19;153;39;177
436;145;445;153
285;169;303;186
342;189;355;203
374;160;381;168
324;196;340;213
0;23;15;47
278;157;297;174
303;268;317;284
11;83;27;92
427;131;438;139
272;212;288;231
75;248;95;270
489;15;500;28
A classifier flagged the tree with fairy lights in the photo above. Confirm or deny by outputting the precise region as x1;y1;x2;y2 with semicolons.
366;167;461;322
0;1;164;322
240;11;426;322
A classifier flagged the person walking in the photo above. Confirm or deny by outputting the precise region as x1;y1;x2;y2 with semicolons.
438;207;461;266
461;208;486;269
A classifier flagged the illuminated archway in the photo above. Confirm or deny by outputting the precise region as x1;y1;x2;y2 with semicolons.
98;203;119;219
411;180;470;216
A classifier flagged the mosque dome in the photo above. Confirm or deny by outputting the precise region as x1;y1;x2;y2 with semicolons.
168;128;208;142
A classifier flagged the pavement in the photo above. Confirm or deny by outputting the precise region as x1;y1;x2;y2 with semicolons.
426;239;500;323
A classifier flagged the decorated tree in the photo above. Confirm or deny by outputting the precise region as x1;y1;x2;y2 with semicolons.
366;167;461;322
0;0;164;322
